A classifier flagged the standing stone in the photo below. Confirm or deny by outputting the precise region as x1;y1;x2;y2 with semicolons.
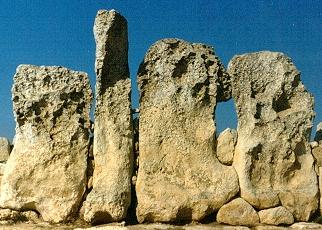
136;38;239;223
228;51;318;221
216;128;237;165
0;138;10;162
0;65;92;223
258;206;294;225
82;10;133;224
216;198;259;226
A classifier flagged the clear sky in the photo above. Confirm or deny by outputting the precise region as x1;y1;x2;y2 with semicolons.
0;0;321;141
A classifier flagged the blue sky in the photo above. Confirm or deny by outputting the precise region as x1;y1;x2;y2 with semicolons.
0;0;321;141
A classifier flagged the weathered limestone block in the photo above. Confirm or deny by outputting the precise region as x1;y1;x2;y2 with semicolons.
136;38;239;223
0;209;41;223
228;51;318;221
258;206;294;225
0;209;20;221
0;65;92;223
312;145;322;167
216;198;259;226
314;122;322;142
254;226;288;230
0;137;10;162
290;222;322;229
216;128;237;165
82;10;133;224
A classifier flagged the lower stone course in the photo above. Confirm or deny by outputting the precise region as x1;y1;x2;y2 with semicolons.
2;222;322;230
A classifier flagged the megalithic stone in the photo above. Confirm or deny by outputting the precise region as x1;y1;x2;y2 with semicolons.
228;51;318;221
82;10;133;223
0;65;93;223
136;38;239;223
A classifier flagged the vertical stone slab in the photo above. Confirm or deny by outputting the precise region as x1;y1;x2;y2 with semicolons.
136;39;239;223
0;65;92;223
82;10;133;223
228;51;318;221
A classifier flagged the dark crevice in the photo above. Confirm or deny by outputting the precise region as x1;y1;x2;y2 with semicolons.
254;103;264;119
173;52;195;79
91;212;113;225
125;116;139;225
272;92;291;113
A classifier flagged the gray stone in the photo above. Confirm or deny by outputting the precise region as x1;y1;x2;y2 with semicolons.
0;137;10;162
216;128;237;165
228;51;318;221
216;198;259;226
136;38;239;223
82;9;133;224
0;65;92;223
315;122;322;142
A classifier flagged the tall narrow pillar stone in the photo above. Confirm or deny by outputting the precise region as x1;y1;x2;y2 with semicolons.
82;10;133;223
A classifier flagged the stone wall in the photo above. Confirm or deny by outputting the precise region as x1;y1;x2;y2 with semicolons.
0;9;321;228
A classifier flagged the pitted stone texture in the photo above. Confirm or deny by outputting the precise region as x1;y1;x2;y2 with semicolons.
258;206;294;225
216;128;237;165
0;65;92;223
0;138;10;162
228;51;318;221
136;38;239;223
216;198;259;227
82;10;133;224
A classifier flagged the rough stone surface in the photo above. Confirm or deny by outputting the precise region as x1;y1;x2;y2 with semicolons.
216;198;259;226
136;38;239;223
216;128;237;165
314;122;322;142
312;145;322;168
0;65;92;223
76;223;250;230
0;209;20;221
258;206;294;225
0;209;41;224
82;10;133;224
0;162;6;175
0;162;6;191
290;222;322;229
254;226;288;230
0;137;10;162
319;167;322;216
228;51;318;221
